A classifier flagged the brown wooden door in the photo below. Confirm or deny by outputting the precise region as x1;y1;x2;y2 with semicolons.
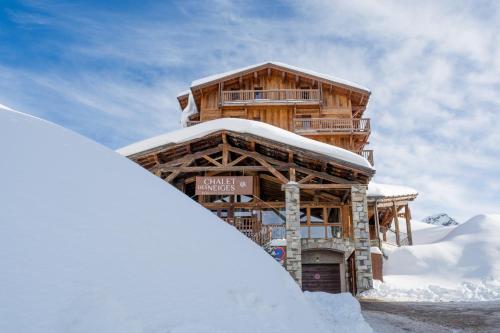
302;264;341;294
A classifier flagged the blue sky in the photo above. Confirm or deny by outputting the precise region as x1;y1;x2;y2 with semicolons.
1;0;499;221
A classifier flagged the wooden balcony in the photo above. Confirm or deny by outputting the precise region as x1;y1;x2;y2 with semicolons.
221;89;320;106
355;150;374;166
222;216;285;246
293;118;370;134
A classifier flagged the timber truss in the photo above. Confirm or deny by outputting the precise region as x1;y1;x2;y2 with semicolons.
128;130;374;202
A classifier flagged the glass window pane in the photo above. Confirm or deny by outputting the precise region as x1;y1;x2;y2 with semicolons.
327;225;343;238
300;226;309;238
309;226;326;238
300;208;307;224
262;208;285;225
310;208;323;223
327;208;340;223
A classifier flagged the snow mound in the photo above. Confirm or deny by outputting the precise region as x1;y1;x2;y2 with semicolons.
0;107;350;332
422;213;459;226
362;214;500;302
305;292;373;333
117;118;373;170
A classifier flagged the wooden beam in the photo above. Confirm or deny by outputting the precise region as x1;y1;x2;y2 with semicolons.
298;184;352;190
222;144;229;166
298;174;316;184
160;166;269;173
151;146;221;171
227;154;248;166
202;155;222;167
392;202;401;246
289;168;296;182
165;159;193;182
405;205;413;246
225;145;289;184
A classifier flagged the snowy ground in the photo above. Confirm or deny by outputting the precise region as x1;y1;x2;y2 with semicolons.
363;215;500;302
361;300;500;333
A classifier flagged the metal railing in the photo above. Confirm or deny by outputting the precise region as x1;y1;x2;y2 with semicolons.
221;89;320;105
293;118;370;134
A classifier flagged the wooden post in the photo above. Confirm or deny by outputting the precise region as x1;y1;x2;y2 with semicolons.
392;202;401;246
374;201;381;249
382;229;387;242
405;205;413;246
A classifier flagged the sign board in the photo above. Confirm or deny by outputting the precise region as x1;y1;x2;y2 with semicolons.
195;176;254;195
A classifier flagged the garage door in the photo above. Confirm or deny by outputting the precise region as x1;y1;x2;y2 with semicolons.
302;264;341;293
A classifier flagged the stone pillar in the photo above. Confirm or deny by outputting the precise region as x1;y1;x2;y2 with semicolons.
283;181;302;286
351;185;373;293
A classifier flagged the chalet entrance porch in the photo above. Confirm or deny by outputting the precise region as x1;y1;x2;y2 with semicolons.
120;122;375;293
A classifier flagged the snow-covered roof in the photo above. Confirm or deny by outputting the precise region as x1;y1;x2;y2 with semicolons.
367;182;418;198
117;118;374;171
176;89;190;98
180;92;199;127
189;61;370;93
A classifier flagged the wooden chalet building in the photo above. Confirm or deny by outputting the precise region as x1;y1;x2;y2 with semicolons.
118;62;418;294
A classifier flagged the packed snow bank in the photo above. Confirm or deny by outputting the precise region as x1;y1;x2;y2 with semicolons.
118;118;373;170
362;214;500;302
0;107;344;332
305;292;373;333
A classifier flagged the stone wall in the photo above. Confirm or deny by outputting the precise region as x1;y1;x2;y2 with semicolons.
351;185;373;293
283;182;302;286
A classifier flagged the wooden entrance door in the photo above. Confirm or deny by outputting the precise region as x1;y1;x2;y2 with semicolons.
302;264;341;293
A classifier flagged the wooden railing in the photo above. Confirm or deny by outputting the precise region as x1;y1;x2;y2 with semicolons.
223;217;286;246
355;150;374;166
293;118;370;134
221;89;320;105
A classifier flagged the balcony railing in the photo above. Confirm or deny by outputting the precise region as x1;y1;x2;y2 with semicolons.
293;118;370;134
223;217;286;246
355;150;374;166
221;89;320;105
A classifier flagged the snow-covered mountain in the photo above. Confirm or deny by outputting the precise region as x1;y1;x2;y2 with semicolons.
422;213;459;226
0;106;372;332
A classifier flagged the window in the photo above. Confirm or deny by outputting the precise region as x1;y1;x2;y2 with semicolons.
310;208;323;223
254;87;263;99
326;208;341;224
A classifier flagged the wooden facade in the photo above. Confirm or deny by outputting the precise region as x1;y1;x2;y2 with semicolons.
178;63;373;164
123;62;419;293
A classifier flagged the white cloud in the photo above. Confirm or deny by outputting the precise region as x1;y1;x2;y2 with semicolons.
0;0;498;220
